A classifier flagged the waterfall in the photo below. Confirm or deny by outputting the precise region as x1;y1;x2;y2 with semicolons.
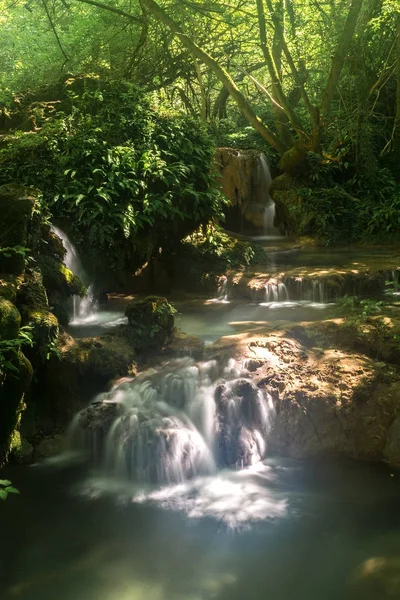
258;154;277;235
68;358;274;485
52;226;98;322
263;280;289;303
216;275;229;302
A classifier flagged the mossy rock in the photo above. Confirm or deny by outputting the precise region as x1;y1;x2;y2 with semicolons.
269;174;306;234
38;255;86;300
0;298;21;340
10;430;34;464
17;269;49;310
67;331;136;383
0;350;33;464
0;277;18;303
22;308;59;363
125;296;176;349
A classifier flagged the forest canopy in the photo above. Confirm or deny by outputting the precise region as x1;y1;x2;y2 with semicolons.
1;0;399;242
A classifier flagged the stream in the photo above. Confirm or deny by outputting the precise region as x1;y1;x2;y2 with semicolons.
1;458;400;599
1;239;400;599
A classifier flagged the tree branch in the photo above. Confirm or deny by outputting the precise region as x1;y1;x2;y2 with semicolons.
141;0;287;152
71;0;142;23
41;0;69;65
321;0;364;116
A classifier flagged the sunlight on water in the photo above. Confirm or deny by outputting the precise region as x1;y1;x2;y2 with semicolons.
69;311;127;327
80;462;288;530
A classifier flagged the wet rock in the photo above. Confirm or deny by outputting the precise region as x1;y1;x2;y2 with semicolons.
35;434;65;458
383;417;400;466
215;378;270;467
10;430;34;464
215;148;271;232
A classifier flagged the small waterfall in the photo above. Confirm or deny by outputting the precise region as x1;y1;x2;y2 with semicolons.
217;275;229;302
263;281;289;303
52;226;98;322
311;280;325;303
68;358;274;485
258;154;277;235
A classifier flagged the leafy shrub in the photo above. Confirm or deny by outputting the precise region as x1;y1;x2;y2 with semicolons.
173;224;265;287
0;479;19;501
0;78;224;271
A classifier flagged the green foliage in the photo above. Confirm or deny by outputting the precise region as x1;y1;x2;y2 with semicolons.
0;79;223;268
0;479;19;501
336;296;385;319
0;326;33;380
174;224;265;286
125;296;176;349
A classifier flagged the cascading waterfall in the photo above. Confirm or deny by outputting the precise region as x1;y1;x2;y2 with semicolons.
68;358;274;485
216;275;229;302
263;281;289;303
52;226;98;322
258;154;278;235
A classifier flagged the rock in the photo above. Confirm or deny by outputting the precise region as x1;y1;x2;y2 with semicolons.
10;430;34;464
215;148;272;232
125;296;176;350
164;328;204;360
38;255;86;300
0;350;33;464
34;434;65;459
244;358;265;372
350;556;400;599
215;378;270;467
0;297;21;339
383;416;400;466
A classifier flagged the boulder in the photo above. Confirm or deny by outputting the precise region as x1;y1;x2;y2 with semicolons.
125;296;176;350
0;298;21;339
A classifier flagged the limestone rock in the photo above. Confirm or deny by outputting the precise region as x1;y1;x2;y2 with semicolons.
215;148;273;233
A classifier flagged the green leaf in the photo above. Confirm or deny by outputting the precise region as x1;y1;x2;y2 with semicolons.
0;480;12;486
5;486;19;495
0;490;8;500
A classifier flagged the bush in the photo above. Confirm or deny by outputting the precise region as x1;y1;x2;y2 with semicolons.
0;77;225;272
172;224;265;287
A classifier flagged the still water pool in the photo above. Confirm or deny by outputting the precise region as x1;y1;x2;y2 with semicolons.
1;458;400;600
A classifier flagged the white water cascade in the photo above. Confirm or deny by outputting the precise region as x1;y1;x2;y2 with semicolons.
68;358;275;485
52;226;98;323
263;281;289;303
259;153;278;235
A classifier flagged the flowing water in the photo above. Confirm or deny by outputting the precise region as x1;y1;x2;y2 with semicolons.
2;237;400;599
1;458;400;600
52;226;98;323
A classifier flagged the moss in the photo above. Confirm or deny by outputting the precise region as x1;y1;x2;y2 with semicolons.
10;430;33;464
22;308;59;363
0;350;33;464
0;298;21;340
125;296;176;349
0;277;17;303
38;255;86;299
65;330;136;384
